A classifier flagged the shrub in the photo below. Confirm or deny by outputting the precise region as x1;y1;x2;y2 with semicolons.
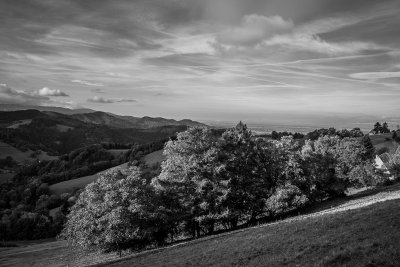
266;184;309;216
60;167;165;253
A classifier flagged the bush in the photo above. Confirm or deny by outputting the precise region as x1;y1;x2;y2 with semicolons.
60;167;166;253
266;184;309;216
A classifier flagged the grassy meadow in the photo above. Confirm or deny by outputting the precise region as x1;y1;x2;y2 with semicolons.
370;133;399;154
1;183;399;267
106;197;400;267
48;149;164;195
49;163;129;195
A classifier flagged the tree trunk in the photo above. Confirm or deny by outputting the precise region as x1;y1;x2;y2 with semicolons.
208;221;214;235
192;221;200;238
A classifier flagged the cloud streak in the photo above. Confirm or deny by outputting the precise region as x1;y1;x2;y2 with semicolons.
350;72;400;80
87;96;137;104
34;87;69;97
72;79;104;87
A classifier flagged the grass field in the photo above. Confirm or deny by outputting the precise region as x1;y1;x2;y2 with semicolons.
6;119;32;129
1;183;399;267
107;149;129;157
49;149;165;195
49;163;129;195
142;149;165;167
0;141;57;184
370;133;399;154
105;189;400;267
0;141;57;163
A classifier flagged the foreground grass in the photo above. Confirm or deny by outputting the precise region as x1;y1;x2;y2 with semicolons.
105;199;400;267
1;185;399;266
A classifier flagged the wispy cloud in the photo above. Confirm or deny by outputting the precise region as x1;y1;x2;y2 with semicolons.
87;96;137;104
71;79;104;86
91;88;106;94
350;72;400;80
216;15;293;47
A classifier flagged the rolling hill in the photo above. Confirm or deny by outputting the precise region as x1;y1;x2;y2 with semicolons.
71;112;205;129
0;104;94;115
0;109;204;155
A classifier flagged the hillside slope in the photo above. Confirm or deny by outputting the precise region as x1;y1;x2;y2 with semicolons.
1;184;399;267
72;112;205;129
0;104;94;115
49;149;165;195
0;110;188;154
104;185;400;267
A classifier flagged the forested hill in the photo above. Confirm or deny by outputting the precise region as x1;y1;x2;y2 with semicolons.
0;109;204;155
71;112;205;129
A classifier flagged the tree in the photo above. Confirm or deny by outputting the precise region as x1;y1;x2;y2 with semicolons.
61;167;163;253
362;136;375;159
373;122;382;134
218;122;279;226
266;184;309;216
387;147;400;179
152;127;224;237
382;122;390;133
300;136;352;200
393;131;400;143
349;128;364;138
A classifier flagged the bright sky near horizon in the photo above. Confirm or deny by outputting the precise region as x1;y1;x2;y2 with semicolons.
0;0;400;123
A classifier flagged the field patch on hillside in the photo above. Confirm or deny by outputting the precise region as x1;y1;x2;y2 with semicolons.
0;141;56;163
6;119;32;129
142;149;165;167
49;150;165;195
49;163;129;195
370;133;399;154
107;149;129;157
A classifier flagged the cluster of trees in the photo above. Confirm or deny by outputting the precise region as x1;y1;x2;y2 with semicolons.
306;127;364;140
13;145;121;185
270;131;304;140
0;140;167;240
372;122;390;134
0;178;77;240
62;123;383;254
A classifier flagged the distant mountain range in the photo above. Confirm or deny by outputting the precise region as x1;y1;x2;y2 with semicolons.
0;104;95;115
0;104;206;129
0;105;206;155
71;112;205;129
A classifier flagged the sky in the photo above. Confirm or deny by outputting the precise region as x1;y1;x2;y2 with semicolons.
0;0;400;125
